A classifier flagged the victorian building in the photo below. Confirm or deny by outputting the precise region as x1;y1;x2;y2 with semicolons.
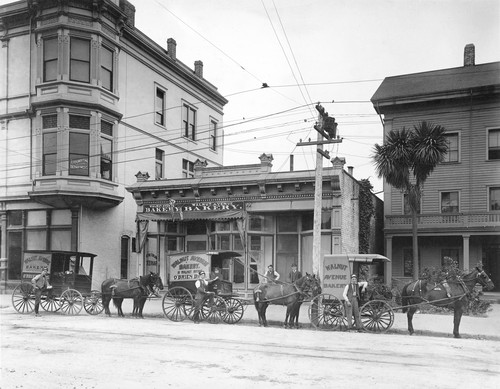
0;0;227;289
372;45;500;289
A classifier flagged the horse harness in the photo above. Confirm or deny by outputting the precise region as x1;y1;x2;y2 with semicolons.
109;277;147;296
257;281;310;304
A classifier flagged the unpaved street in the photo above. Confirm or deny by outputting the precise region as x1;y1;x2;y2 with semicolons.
2;309;499;389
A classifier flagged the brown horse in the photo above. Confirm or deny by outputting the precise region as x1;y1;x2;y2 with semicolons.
253;273;321;328
101;273;164;318
401;266;494;338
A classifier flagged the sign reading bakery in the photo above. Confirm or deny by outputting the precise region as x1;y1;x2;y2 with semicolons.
143;201;244;213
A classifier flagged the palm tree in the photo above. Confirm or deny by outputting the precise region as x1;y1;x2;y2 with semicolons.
373;121;448;280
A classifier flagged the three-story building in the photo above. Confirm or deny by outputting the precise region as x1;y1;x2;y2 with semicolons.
371;45;500;289
0;0;227;289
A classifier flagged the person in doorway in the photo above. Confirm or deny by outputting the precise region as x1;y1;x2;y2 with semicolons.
210;267;223;295
263;265;280;283
342;274;368;331
31;266;52;317
288;263;302;283
193;271;215;324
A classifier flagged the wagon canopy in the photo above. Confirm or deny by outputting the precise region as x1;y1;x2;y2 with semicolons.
346;254;391;263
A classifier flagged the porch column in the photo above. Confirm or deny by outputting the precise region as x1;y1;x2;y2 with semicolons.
385;236;393;286
0;210;7;290
462;234;470;270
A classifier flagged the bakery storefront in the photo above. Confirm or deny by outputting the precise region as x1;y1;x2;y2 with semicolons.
126;155;364;294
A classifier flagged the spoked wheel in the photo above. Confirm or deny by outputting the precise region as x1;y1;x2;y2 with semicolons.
84;290;104;315
11;283;35;314
222;297;244;324
41;289;61;312
162;286;193;322
201;295;227;324
309;294;348;331
360;300;394;333
59;289;83;315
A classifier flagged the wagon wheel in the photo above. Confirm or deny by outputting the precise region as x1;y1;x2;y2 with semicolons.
309;294;348;331
59;289;83;315
201;295;227;324
360;299;394;333
162;286;193;322
84;290;104;315
41;288;61;312
11;283;35;314
222;297;244;324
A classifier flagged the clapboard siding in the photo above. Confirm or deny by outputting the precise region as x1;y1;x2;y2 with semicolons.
385;99;500;215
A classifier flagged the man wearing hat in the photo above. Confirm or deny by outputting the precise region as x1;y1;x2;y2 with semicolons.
31;266;52;317
192;270;215;324
288;264;302;283
342;274;368;331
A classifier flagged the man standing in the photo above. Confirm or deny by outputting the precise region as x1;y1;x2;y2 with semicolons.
263;264;280;283
192;271;215;324
288;264;302;283
342;274;367;331
31;266;51;317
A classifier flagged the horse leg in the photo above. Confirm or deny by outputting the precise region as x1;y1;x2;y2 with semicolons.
284;306;291;328
262;304;269;327
138;297;147;319
453;304;463;338
407;306;417;335
294;302;302;329
102;294;111;316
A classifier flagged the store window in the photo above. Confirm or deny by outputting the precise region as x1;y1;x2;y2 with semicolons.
70;37;90;83
301;211;332;230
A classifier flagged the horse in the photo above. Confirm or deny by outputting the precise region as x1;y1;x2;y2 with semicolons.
101;272;164;318
401;266;494;338
253;273;321;328
285;274;322;329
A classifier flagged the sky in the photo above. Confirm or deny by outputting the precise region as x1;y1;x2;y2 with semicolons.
3;0;500;197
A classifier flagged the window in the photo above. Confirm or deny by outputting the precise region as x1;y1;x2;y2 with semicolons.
156;88;165;126
43;133;57;176
488;129;500;160
444;133;459;162
120;236;129;279
210;120;217;150
100;121;113;180
182;159;194;178
70;37;90;83
42;114;58;176
404;193;420;215
301;211;331;230
182;104;196;140
490;187;500;211
101;46;113;91
155;149;164;180
43;37;58;82
69;133;89;176
441;191;459;213
403;249;413;277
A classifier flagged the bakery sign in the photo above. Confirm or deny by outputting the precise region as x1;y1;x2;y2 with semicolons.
143;201;244;213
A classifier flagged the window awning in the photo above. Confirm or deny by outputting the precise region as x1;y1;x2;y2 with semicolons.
137;209;245;222
347;254;391;263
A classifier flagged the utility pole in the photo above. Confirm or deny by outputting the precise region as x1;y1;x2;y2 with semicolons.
297;104;342;276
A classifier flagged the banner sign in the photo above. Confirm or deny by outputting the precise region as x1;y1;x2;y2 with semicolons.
22;253;52;280
322;254;351;299
144;201;244;213
168;253;210;282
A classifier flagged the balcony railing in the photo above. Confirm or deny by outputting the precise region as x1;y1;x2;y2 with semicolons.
386;212;500;230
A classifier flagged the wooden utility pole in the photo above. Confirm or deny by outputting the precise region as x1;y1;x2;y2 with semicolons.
297;104;342;276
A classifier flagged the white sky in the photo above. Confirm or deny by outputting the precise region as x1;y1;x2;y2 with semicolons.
3;0;500;197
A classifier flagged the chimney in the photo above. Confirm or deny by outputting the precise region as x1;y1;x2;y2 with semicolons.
119;0;135;27
194;60;203;78
167;38;176;60
290;154;294;172
347;166;354;175
464;44;475;66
